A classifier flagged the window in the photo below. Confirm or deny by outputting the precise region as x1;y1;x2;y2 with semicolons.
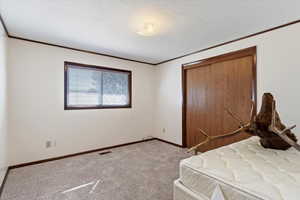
64;62;132;110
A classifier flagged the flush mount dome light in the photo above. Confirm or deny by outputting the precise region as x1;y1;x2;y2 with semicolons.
137;23;156;36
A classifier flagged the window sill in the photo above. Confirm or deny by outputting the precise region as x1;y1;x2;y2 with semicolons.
64;105;132;110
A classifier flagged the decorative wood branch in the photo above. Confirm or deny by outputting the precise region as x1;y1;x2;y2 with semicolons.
189;93;299;154
268;100;300;151
187;125;250;154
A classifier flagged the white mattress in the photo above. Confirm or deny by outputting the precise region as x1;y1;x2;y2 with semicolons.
174;179;206;200
179;136;300;200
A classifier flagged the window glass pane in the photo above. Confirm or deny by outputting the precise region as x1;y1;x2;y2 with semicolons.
102;71;129;105
68;67;102;106
65;63;131;109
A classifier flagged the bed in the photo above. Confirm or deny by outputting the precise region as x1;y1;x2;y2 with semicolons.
174;136;300;200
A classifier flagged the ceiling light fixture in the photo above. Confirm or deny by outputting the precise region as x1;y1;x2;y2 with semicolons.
137;23;156;36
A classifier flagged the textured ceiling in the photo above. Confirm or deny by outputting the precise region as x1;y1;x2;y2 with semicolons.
1;0;300;64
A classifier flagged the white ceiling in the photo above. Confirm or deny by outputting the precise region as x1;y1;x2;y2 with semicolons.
1;0;300;64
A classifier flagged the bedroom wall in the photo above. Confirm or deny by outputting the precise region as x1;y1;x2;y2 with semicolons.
0;23;8;183
6;22;300;165
154;22;300;145
7;39;155;166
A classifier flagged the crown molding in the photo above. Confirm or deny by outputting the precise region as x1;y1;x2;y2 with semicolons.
8;35;155;65
0;13;155;65
0;13;9;36
1;12;300;66
156;19;300;65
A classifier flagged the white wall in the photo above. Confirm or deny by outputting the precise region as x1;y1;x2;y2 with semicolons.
7;39;155;165
6;21;300;165
0;23;8;183
154;23;300;145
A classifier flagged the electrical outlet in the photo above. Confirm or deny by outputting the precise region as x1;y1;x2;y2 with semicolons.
162;128;166;133
46;141;51;148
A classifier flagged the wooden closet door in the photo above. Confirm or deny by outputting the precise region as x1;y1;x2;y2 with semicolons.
185;55;254;152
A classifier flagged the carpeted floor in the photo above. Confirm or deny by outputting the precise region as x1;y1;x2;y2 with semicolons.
1;140;191;200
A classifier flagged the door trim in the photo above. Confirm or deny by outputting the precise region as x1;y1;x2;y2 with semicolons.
181;46;257;147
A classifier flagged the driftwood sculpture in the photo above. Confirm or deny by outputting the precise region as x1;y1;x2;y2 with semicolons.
189;93;300;154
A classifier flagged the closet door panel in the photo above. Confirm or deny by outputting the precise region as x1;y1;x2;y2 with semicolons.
185;55;253;152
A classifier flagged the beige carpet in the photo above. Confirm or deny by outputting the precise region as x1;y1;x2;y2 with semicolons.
1;140;190;200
